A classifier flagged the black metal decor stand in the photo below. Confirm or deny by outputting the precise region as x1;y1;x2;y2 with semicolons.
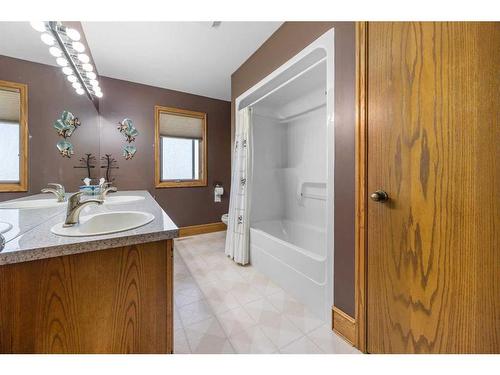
73;153;96;180
100;154;119;183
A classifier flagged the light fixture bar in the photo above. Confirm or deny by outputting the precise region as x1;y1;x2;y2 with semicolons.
47;22;94;101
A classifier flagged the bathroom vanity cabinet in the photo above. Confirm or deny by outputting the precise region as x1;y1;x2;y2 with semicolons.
0;239;173;353
0;191;178;353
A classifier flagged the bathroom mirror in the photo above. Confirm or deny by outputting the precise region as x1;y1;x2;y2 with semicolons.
0;22;101;195
0;80;28;192
155;105;207;188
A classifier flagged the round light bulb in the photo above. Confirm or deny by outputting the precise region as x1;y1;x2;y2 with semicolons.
95;91;103;98
65;28;80;41
56;57;68;66
77;53;89;63
86;71;96;80
75;88;85;95
82;63;93;72
72;82;82;89
40;33;55;46
30;21;46;32
49;46;62;57
62;67;73;75
93;86;102;93
89;79;99;87
72;41;85;53
67;75;77;83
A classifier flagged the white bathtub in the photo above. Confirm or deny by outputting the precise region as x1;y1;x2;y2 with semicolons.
250;219;329;320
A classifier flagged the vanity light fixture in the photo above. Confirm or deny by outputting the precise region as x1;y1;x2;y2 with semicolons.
30;21;103;100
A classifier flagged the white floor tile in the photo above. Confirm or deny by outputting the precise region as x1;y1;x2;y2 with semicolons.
184;317;234;354
279;335;323;354
307;324;360;354
228;280;264;305
217;306;257;337
174;284;205;308
229;325;277;354
243;299;303;348
175;232;361;355
246;273;284;296
266;291;325;333
174;328;191;354
177;299;214;327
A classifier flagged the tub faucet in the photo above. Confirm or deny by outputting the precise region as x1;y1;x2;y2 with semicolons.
63;192;103;227
41;183;66;202
99;182;117;200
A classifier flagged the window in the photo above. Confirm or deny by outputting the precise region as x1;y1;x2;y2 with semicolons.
155;106;207;188
161;137;200;181
0;80;28;192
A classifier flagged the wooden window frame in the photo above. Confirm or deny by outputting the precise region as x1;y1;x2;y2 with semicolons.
0;79;28;192
154;105;207;188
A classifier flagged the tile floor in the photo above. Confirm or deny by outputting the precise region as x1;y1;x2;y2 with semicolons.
173;231;360;354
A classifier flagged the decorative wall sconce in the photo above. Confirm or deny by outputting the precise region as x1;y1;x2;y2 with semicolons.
118;118;138;160
30;21;103;100
53;110;79;158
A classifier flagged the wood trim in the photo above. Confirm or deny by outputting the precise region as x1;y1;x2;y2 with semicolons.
178;221;227;237
0;79;28;192
332;306;356;346
166;239;174;353
354;21;368;353
154;105;208;188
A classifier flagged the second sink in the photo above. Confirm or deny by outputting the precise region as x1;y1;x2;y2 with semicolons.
51;211;154;237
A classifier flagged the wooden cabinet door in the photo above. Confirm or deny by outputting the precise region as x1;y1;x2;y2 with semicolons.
366;22;500;353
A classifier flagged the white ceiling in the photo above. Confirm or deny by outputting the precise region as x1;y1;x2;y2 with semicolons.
82;22;283;101
0;22;58;66
0;21;283;101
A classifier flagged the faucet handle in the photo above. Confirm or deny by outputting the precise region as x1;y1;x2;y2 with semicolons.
48;183;65;192
67;192;83;209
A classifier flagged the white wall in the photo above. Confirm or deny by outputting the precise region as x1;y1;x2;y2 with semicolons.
251;114;285;223
283;106;327;228
251;105;327;230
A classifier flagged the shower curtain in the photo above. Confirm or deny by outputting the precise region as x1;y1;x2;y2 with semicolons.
225;107;252;265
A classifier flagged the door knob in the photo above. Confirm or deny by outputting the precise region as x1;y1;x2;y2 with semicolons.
370;190;389;203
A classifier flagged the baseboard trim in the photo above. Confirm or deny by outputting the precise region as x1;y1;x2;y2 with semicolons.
332;306;356;346
179;222;227;237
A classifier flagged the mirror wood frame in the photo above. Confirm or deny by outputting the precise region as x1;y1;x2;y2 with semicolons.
0;79;29;192
154;105;207;188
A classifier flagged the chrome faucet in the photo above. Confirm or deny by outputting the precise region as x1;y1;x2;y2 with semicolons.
0;233;5;251
99;182;117;200
41;183;66;202
63;192;103;227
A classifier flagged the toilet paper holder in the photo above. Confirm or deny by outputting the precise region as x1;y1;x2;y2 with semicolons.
214;183;224;202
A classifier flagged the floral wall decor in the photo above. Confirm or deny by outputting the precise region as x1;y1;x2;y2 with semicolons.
53;110;80;158
118;118;138;160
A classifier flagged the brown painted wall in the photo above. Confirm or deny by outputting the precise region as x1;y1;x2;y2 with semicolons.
231;22;356;317
0;55;100;201
0;56;231;228
98;77;231;227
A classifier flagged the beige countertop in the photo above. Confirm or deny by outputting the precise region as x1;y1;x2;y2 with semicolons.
0;190;178;265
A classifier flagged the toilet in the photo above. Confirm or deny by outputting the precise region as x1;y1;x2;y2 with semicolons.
221;213;228;225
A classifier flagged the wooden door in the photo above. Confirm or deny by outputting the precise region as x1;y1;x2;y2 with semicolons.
365;22;500;353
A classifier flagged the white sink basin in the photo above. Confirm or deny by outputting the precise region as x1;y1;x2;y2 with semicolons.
0;199;65;210
0;221;12;234
103;195;145;205
51;211;154;237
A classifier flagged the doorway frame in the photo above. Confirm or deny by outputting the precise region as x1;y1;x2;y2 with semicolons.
354;21;368;353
